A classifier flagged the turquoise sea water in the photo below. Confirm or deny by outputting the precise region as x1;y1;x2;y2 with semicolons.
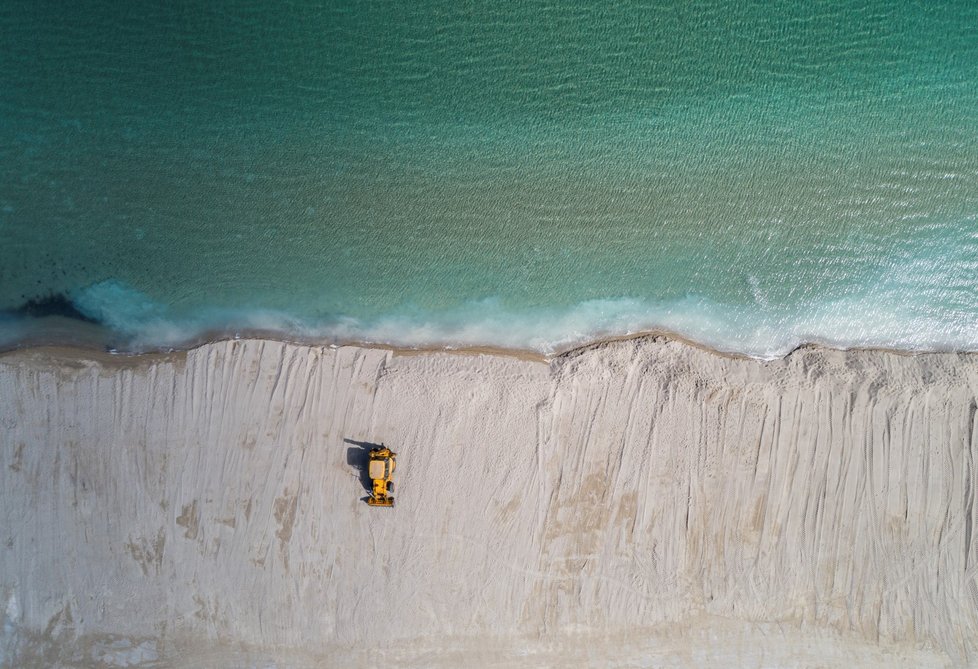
2;1;977;357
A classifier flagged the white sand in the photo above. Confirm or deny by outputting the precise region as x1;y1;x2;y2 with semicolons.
1;336;977;667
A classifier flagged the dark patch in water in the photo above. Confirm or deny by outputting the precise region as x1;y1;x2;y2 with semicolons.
4;293;99;324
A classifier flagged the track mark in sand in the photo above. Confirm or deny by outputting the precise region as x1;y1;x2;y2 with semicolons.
125;529;166;576
274;490;299;559
8;442;25;472
965;401;978;572
42;603;74;639
176;500;200;540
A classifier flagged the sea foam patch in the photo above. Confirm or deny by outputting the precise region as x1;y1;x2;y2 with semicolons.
70;280;166;333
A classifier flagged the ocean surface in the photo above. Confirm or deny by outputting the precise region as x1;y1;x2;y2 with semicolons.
2;1;977;358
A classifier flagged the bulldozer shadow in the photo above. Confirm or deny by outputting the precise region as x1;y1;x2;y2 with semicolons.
344;438;383;503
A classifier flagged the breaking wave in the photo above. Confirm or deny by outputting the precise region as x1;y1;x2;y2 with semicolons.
4;278;978;360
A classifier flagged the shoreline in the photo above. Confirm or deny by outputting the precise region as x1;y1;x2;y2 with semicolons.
0;323;966;367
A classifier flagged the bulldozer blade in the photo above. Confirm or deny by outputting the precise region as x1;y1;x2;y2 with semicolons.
367;496;394;508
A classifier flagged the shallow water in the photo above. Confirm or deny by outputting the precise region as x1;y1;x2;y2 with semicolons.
2;1;977;357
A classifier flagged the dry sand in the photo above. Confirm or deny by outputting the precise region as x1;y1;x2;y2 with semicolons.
1;336;977;667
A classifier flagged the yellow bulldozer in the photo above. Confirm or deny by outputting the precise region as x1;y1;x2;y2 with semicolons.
366;446;396;507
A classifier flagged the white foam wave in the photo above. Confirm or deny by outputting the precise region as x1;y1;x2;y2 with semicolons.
31;279;978;359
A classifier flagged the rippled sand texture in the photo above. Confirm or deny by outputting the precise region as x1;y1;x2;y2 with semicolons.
2;2;978;354
2;338;977;667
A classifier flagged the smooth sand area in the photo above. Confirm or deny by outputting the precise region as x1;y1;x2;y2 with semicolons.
2;336;977;667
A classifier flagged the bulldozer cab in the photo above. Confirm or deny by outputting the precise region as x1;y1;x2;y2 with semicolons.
368;457;392;481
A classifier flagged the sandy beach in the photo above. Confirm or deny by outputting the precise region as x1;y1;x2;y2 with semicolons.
2;335;977;667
